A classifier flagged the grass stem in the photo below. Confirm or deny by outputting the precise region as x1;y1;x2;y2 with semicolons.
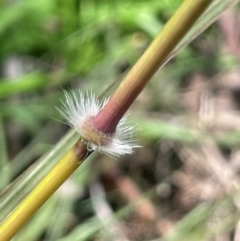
0;139;91;241
94;0;214;133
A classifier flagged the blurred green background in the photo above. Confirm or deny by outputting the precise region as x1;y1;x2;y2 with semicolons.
1;0;240;240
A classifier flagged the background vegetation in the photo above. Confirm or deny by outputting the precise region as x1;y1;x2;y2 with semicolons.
1;0;240;240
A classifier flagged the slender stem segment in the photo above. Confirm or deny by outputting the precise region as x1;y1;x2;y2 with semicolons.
0;139;91;241
93;0;214;133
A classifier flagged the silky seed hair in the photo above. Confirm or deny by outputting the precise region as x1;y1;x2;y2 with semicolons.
57;89;140;156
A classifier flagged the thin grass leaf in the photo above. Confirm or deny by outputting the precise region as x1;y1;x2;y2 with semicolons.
166;0;240;63
0;114;9;191
0;130;79;223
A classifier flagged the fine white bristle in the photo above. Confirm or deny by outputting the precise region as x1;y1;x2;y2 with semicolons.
57;89;140;156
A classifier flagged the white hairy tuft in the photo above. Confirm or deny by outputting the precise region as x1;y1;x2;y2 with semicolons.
57;89;140;156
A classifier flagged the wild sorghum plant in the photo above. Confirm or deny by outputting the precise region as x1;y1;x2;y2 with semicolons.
1;1;218;240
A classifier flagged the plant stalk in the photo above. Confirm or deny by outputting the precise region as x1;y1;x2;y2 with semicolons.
94;0;214;133
0;139;91;241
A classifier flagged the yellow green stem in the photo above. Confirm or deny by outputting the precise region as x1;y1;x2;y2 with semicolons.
0;139;90;241
94;0;214;133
